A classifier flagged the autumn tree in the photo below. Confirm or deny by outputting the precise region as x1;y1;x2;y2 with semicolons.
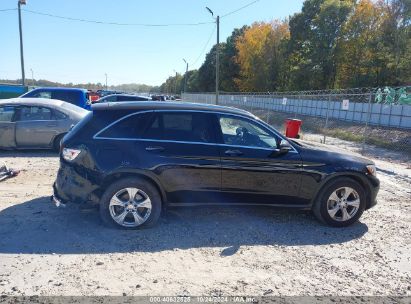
235;21;290;92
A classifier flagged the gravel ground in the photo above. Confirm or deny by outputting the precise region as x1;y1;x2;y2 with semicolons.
0;139;410;297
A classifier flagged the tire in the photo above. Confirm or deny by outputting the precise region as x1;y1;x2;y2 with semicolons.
53;134;65;152
313;177;366;227
99;177;162;229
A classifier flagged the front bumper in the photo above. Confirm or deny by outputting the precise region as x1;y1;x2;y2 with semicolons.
366;175;380;209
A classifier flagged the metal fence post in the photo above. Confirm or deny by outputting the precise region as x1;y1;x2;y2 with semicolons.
323;95;331;144
362;92;373;154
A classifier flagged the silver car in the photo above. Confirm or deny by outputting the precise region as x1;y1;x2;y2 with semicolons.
0;98;88;151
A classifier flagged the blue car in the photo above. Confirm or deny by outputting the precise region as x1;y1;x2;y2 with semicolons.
21;87;91;110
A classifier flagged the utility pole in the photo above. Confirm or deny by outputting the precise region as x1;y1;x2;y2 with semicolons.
182;59;188;93
216;15;219;105
30;68;34;86
105;73;108;90
206;7;219;105
18;0;26;86
173;69;177;95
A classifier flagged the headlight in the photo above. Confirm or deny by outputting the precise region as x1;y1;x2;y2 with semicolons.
366;164;377;176
62;148;81;162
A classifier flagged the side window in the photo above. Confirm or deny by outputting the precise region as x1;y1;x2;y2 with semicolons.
219;116;278;149
117;96;132;101
30;91;51;98
0;106;16;122
98;112;153;138
142;112;214;143
54;110;68;120
103;95;117;102
51;91;79;105
19;106;52;121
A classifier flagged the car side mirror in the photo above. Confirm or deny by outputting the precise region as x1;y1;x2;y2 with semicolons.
279;139;292;154
269;139;292;157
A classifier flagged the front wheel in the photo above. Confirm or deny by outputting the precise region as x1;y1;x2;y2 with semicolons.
99;177;162;229
313;178;366;227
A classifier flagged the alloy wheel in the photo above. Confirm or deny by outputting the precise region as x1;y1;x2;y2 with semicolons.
326;187;360;222
109;187;152;227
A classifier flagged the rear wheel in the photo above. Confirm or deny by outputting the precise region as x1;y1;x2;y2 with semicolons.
313;178;366;227
99;177;161;229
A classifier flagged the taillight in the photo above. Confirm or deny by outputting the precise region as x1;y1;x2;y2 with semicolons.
62;148;81;162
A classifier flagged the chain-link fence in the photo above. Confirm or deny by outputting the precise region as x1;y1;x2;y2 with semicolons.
182;89;411;159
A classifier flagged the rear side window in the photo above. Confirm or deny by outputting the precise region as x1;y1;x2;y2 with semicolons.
51;91;81;105
98;112;153;138
25;90;52;98
97;111;215;143
19;106;52;121
117;96;149;101
54;110;68;120
163;112;214;143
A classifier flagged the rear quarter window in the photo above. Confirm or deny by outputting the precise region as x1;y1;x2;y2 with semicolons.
51;91;81;105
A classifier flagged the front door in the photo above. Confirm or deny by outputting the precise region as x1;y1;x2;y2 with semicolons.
0;105;17;149
15;106;57;148
216;114;304;205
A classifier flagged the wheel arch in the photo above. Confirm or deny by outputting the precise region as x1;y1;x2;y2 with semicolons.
92;171;167;206
310;172;372;208
51;132;67;150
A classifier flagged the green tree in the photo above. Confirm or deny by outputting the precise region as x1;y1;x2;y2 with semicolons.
287;0;354;90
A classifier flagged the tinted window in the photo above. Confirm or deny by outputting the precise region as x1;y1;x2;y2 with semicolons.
26;90;52;98
98;111;215;143
54;110;68;120
19;106;52;121
51;91;81;105
101;95;117;102
98;112;153;138
143;112;214;143
0;106;16;122
117;96;149;102
219;116;277;148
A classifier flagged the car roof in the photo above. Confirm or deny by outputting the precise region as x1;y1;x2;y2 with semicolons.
28;87;87;92
102;94;149;98
0;97;65;108
92;101;254;117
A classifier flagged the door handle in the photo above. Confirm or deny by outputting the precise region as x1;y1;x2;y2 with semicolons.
47;123;57;127
145;146;165;152
224;149;243;156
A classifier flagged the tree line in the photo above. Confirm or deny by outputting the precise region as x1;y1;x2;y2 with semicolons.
160;0;411;93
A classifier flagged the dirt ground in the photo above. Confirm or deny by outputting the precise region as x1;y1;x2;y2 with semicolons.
0;139;410;296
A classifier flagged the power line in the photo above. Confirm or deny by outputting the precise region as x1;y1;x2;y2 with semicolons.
192;25;217;66
221;0;261;18
0;8;17;12
22;9;214;27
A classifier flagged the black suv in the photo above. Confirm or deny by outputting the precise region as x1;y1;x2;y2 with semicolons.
53;102;379;229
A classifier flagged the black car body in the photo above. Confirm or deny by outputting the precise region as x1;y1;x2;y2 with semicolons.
53;102;379;228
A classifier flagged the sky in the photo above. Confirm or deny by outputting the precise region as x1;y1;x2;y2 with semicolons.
0;0;305;86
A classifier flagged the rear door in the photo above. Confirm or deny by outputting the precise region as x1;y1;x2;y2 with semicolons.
138;111;221;204
94;110;222;204
0;105;17;149
15;106;57;148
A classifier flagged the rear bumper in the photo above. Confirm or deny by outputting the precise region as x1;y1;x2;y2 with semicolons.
53;161;97;204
